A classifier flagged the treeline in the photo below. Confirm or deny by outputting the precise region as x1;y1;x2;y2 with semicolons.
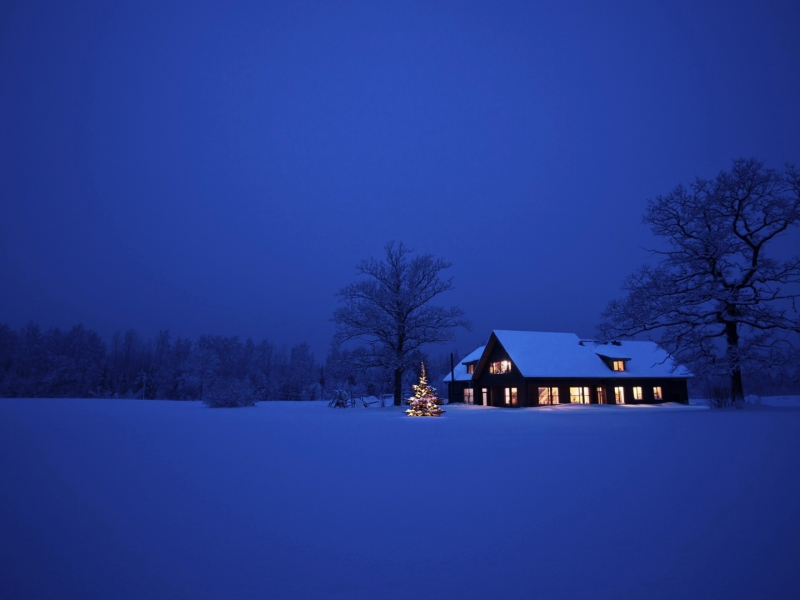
0;321;457;401
0;321;321;400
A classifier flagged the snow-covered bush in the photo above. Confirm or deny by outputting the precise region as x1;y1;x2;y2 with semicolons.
203;380;257;408
706;383;732;409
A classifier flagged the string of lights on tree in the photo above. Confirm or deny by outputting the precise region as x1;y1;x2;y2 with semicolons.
405;363;444;417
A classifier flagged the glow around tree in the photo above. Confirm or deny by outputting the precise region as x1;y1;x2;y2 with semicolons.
405;363;444;417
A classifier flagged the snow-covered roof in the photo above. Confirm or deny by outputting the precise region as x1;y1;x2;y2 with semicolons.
485;330;692;379
591;345;631;360
442;346;486;382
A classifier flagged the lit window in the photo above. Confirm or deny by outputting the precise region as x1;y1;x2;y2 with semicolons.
489;360;512;374
482;388;488;406
633;386;643;400
653;386;662;400
570;387;590;404
596;386;607;404
612;360;625;371
504;387;517;405
466;364;475;374
538;387;559;405
614;386;625;404
464;388;474;404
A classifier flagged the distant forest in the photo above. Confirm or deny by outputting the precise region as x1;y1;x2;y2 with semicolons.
0;321;452;401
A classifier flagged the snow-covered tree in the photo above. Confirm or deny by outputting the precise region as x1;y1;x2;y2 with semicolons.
333;242;470;406
600;158;800;404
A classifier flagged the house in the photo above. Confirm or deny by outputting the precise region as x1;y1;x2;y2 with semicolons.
443;330;691;407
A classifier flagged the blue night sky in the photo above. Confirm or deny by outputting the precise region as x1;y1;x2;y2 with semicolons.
2;0;799;356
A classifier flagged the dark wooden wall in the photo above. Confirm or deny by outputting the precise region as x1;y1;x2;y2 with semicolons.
449;377;689;406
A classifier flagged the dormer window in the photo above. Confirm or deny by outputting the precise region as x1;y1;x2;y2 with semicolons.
489;360;512;374
612;360;625;371
466;364;475;374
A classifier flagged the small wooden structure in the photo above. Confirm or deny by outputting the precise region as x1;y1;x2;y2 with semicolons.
328;389;354;408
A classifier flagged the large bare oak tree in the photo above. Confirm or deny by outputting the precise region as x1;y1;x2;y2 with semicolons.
333;242;470;406
599;158;800;403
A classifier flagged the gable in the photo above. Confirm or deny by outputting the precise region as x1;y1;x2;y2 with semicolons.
473;336;521;378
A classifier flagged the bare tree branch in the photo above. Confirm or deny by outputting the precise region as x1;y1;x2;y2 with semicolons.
332;241;471;405
599;158;800;402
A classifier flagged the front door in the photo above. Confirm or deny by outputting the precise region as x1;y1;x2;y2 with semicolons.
596;386;607;404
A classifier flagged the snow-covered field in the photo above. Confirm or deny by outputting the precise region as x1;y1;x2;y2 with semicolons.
1;398;799;599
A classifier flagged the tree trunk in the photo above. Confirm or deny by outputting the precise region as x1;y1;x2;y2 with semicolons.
393;368;403;406
731;367;745;407
725;321;745;406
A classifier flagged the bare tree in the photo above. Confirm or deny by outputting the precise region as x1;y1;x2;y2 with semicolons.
599;158;800;404
333;242;470;406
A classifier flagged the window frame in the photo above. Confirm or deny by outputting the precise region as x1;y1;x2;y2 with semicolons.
504;387;518;405
489;360;512;374
464;388;474;404
653;386;663;400
569;386;590;404
612;360;625;372
633;386;643;401
538;386;559;405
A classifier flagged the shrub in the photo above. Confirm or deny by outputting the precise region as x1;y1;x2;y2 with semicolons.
706;383;731;409
203;380;257;408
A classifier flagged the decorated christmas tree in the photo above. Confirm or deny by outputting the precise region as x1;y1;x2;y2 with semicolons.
405;363;444;417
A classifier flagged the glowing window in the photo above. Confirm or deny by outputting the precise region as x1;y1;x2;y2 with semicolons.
482;388;488;406
464;388;474;404
614;387;625;404
633;386;643;400
538;387;559;405
612;360;625;371
490;360;512;374
653;386;662;400
504;387;517;405
570;387;590;404
466;364;475;374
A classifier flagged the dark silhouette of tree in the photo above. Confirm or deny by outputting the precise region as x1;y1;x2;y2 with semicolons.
0;324;15;392
333;241;470;406
0;321;322;401
285;342;317;400
599;158;800;404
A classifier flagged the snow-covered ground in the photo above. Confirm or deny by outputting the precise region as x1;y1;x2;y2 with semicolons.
1;398;799;599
